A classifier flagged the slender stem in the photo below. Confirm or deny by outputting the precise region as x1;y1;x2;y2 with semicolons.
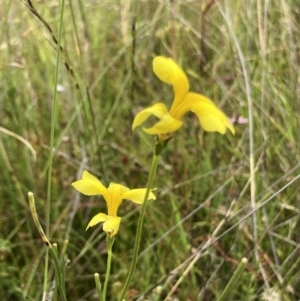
28;192;68;301
103;235;115;300
44;0;65;294
94;273;104;301
53;244;59;301
120;142;162;300
60;240;69;296
216;258;248;301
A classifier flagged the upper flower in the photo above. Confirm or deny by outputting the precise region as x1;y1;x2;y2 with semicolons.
72;170;156;236
132;56;235;138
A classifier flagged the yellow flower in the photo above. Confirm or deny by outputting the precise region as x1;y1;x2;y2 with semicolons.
132;56;235;138
72;171;156;236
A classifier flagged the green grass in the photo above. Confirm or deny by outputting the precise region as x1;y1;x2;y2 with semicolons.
1;0;300;300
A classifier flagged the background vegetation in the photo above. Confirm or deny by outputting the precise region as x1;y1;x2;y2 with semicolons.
1;0;300;300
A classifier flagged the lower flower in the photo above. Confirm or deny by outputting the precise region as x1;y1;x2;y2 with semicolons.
72;170;156;236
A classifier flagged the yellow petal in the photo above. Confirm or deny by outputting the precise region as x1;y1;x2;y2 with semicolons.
176;93;235;134
72;170;108;196
143;113;183;135
122;188;156;204
153;56;189;96
106;183;129;216
86;213;121;236
153;56;189;111
86;212;108;229
102;216;122;236
108;183;129;194
132;103;168;130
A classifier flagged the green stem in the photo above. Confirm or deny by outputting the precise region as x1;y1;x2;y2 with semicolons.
60;240;69;296
120;142;163;301
44;0;65;294
53;244;59;301
94;273;104;301
216;257;248;301
102;235;115;300
28;192;68;301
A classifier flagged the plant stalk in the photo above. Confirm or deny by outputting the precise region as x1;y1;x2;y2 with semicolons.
120;141;164;300
216;257;248;301
28;192;68;301
102;235;115;300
